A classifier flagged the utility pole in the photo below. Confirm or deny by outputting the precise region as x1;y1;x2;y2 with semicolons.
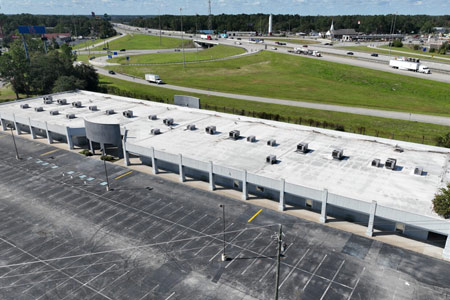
159;6;162;46
180;8;186;69
219;204;227;261
208;0;212;32
274;224;283;300
101;148;110;191
7;124;20;160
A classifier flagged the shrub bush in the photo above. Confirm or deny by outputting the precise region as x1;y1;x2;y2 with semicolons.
432;184;450;219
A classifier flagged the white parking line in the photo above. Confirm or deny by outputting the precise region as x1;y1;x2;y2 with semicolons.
347;267;365;300
303;254;328;291
138;283;160;300
279;248;311;288
170;214;208;242
241;240;274;275
195;223;234;256
320;260;345;300
225;232;262;269
258;243;294;282
180;218;220;250
152;210;195;240
164;291;176;300
209;228;247;262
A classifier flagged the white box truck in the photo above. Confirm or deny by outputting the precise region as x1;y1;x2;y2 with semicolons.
145;74;163;84
389;58;431;74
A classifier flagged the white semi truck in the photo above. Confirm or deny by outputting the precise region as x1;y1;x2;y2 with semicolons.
389;58;431;74
145;74;163;84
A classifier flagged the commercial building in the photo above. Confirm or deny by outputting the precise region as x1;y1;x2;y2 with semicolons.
1;90;450;258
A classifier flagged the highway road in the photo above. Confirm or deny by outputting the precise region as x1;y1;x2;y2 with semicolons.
113;23;450;84
95;66;450;127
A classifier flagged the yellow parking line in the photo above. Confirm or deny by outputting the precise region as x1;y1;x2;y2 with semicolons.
115;171;133;180
40;149;59;156
248;209;263;223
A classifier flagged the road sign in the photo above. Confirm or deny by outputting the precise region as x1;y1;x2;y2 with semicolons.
108;55;112;59
126;56;130;61
18;26;46;34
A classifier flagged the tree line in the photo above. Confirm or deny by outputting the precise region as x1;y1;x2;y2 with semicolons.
120;14;450;35
0;14;116;47
0;38;99;98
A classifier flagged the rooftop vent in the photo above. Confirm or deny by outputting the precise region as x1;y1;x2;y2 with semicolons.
151;128;161;135
247;135;256;143
385;158;397;170
123;110;133;118
20;104;30;109
43;96;53;104
186;124;196;130
34;107;44;112
148;115;157;120
66;113;75;119
414;166;423;176
105;109;115;115
267;139;276;147
332;149;344;160
72;101;82;108
229;130;240;140
163;118;174;126
266;155;277;165
205;126;216;135
49;110;59;116
88;105;97;111
57;99;67;105
296;142;309;154
371;159;381;168
394;145;404;153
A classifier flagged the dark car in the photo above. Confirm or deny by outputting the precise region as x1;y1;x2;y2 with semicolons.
108;70;115;75
237;38;241;40
347;52;354;55
89;56;96;60
371;53;379;57
120;49;126;52
303;45;308;48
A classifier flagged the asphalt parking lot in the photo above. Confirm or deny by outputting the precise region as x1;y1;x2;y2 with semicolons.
1;133;450;299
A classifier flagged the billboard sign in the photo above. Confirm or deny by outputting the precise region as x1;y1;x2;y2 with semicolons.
18;26;46;34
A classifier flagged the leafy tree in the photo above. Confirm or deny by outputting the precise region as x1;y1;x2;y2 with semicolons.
436;133;450;148
52;75;86;92
439;42;449;55
433;184;450;219
390;39;403;48
0;40;30;98
74;64;99;91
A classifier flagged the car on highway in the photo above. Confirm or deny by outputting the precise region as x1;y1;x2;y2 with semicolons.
89;56;96;60
235;41;242;45
120;49;126;52
303;45;308;48
347;52;354;55
108;70;116;75
371;53;379;57
237;38;241;40
272;47;278;50
174;48;181;52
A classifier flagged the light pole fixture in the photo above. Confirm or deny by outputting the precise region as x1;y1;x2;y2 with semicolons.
219;204;227;261
101;148;111;191
180;8;186;68
6;124;20;160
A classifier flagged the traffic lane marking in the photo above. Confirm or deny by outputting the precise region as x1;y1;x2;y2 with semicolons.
114;171;133;180
40;149;59;156
248;209;263;223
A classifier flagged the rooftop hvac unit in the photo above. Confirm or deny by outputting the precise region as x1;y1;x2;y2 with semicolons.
414;166;423;176
371;159;381;168
105;109;115;115
49;110;59;116
148;115;157;120
247;135;256;143
385;158;397;170
66;113;75;119
123;110;133;118
267;139;276;147
34;107;44;112
163;118;174;126
43;99;53;104
205;126;216;135
151;128;161;135
266;155;277;165
296;142;309;153
57;99;67;105
186;124;196;130
229;130;240;140
20;104;30;109
43;96;53;101
89;105;97;111
72;101;82;108
332;149;344;160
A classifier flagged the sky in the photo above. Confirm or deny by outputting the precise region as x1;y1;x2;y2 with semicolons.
1;0;448;16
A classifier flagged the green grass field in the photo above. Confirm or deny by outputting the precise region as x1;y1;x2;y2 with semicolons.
72;37;111;50
98;74;449;146
108;45;246;64
108;51;450;116
338;45;449;62
267;38;320;45
0;84;26;102
379;45;449;59
91;34;194;51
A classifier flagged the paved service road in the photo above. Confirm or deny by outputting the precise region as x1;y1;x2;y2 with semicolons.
1;133;450;299
95;67;450;126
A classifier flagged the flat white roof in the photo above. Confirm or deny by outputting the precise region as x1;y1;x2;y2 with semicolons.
1;90;449;219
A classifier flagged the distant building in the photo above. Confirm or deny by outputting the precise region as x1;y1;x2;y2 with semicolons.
326;20;360;41
43;33;72;44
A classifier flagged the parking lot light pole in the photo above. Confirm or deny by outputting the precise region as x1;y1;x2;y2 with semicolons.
180;8;186;68
101;148;110;191
7;124;20;160
219;204;227;261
